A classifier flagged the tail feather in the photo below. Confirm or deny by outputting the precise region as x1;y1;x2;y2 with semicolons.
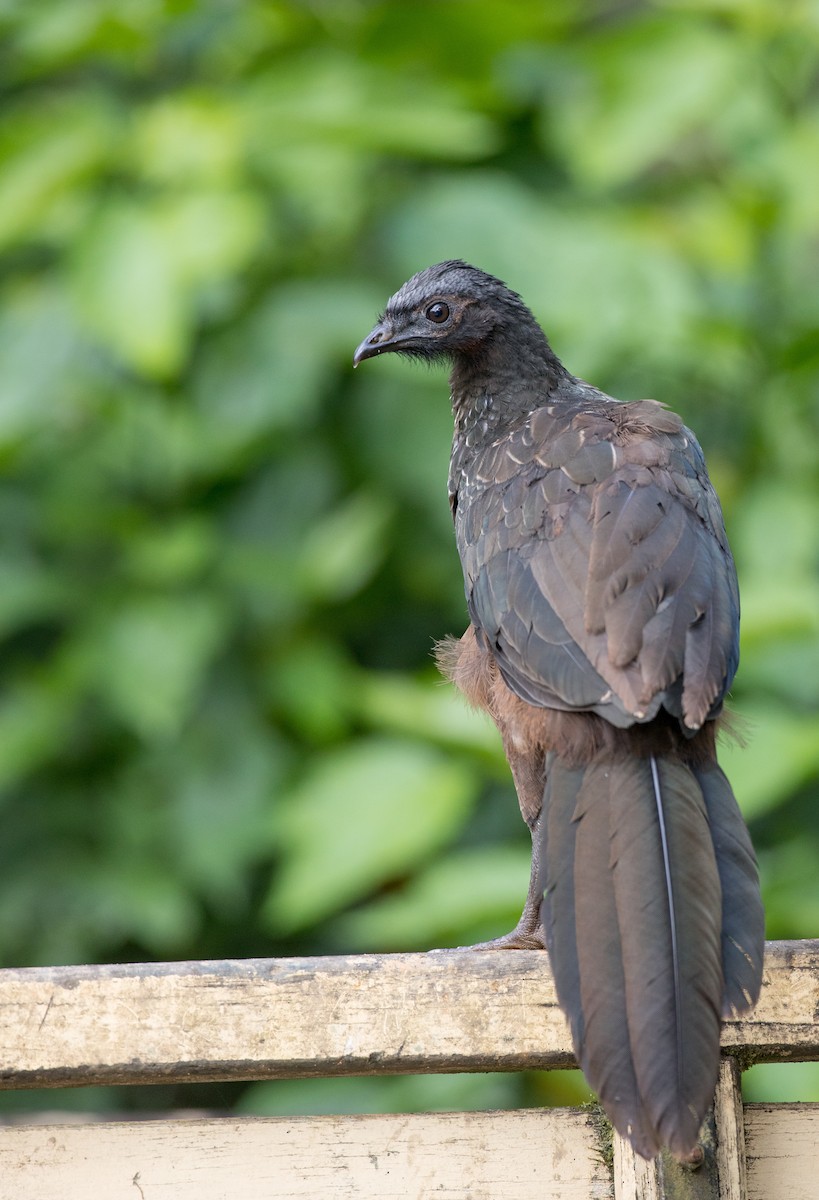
610;755;722;1154
571;762;659;1157
693;762;765;1014
542;756;654;1145
540;756;583;1046
540;748;744;1158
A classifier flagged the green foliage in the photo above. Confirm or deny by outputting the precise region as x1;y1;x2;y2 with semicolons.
1;0;818;1116
264;737;475;933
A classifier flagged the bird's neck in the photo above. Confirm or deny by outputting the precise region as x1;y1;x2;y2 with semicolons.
448;324;569;448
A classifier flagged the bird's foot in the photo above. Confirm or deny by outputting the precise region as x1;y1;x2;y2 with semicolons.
459;926;547;951
429;919;546;953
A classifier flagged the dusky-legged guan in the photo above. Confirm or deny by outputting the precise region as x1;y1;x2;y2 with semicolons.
354;260;764;1159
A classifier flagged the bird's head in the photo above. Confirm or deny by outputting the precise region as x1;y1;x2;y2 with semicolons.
353;260;535;368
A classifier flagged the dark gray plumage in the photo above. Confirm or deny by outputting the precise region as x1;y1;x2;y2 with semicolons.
354;260;764;1159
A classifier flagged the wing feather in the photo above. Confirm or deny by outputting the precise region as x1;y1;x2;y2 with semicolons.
457;399;739;728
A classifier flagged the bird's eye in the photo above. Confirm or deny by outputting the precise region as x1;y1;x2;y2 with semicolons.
425;302;450;324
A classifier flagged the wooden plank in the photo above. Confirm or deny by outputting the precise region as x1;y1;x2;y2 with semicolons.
0;951;573;1089
745;1104;819;1200
613;1062;733;1200
0;941;816;1090
722;941;819;1062
1;1105;816;1200
0;1109;614;1200
610;1097;819;1200
714;1057;747;1200
613;1130;664;1199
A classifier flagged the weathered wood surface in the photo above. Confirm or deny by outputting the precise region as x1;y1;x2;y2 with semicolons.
0;1109;613;1199
0;941;816;1089
745;1105;819;1200
0;951;573;1088
714;1057;747;1200
612;1059;746;1200
0;1105;816;1200
613;1130;664;1200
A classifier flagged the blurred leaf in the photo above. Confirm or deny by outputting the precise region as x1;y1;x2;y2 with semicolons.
338;845;533;950
0;676;73;794
264;738;476;933
86;861;201;952
740;636;819;707
0;97;113;248
194;280;382;446
719;704;819;819
154;189;267;293
71;201;190;375
0;1086;119;1116
123;517;216;587
164;705;284;904
743;1062;819;1103
268;637;355;742
759;838;819;939
238;1072;520;1118
248;54;499;160
733;482;819;583
8;0;171;72
550;23;745;186
741;577;819;645
0;553;71;638
297;490;392;601
134;93;247;184
349;367;454;535
0;285;97;445
93;595;230;739
354;670;502;759
0;845;200;965
71;190;264;375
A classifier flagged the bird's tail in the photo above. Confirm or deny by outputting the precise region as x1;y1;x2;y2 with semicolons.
540;742;763;1159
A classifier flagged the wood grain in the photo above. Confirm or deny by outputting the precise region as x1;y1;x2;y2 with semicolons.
745;1104;819;1200
613;1130;664;1199
715;1057;747;1200
0;941;816;1089
0;1109;614;1200
612;1056;748;1200
1;1105;816;1200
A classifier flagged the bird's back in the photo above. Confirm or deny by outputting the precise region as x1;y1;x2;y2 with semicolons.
450;386;740;734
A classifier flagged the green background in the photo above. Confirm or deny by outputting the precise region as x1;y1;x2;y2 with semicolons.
2;0;818;1118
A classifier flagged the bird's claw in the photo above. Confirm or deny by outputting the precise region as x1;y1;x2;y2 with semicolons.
428;924;546;953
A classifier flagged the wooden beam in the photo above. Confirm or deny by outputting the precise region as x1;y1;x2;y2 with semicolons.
0;941;816;1090
0;950;573;1089
722;940;819;1063
0;1105;816;1200
715;1057;748;1200
613;1059;748;1199
745;1105;819;1200
0;1109;614;1200
613;1131;664;1199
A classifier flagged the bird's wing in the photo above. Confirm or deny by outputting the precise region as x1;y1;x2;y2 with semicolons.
456;397;739;730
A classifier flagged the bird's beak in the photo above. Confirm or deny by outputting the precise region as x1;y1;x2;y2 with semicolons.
353;320;399;367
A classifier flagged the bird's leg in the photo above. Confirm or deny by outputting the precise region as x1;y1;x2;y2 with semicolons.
459;810;546;950
455;735;547;951
433;627;547;950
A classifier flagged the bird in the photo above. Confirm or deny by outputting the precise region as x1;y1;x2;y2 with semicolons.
353;260;764;1160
